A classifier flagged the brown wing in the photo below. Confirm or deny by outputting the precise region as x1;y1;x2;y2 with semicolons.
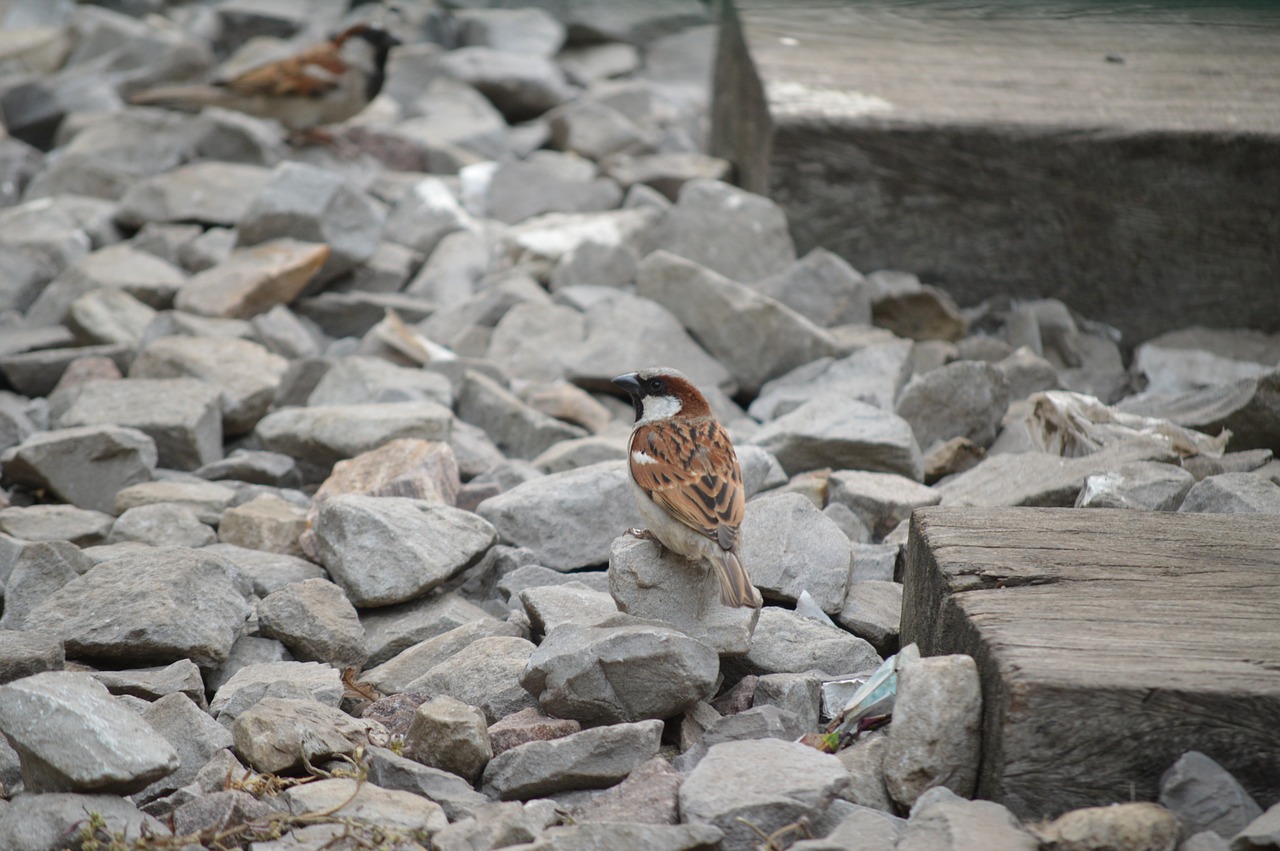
630;418;745;550
221;41;347;98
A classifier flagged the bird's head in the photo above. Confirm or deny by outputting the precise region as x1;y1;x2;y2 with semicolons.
612;367;712;424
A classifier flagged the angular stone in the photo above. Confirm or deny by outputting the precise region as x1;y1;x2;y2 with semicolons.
0;343;132;398
1031;802;1180;851
675;705;811;773
486;150;622;225
1134;327;1280;395
0;671;178;794
306;356;453;408
56;377;221;471
256;578;367;669
547;97;652;160
255;402;453;475
203;543;324;598
836;581;903;654
456;7;566;55
1179;472;1280;515
477;461;642;570
26;547;251;671
649;179;795;282
885;655;983;808
196;448;301;489
114;479;237;526
828;470;942;539
284;776;448;834
488;707;582;758
0;539;87;630
502;207;659;270
314;495;496;607
835;730;896;813
67;288;156;347
174;238;329;319
457;369;588;460
749;247;872;328
117;161;270;228
739;493;851;613
521;614;720;725
359;592;494;668
232;697;373;775
482;719;663;801
362;745;492;822
1159;750;1263;838
109;503;217;548
0;630;64;686
134;691;234;804
727;607;881;679
89;659;206;707
1076;461;1197;511
403;695;493;784
750;395;924;480
362;619;525;696
872;284;968;343
404;635;538;723
0;793;164;851
896;361;1010;451
217;494;307;557
209;661;342;726
0;425;156;514
679;739;848;851
548;238;638;292
896;787;1037;851
28;244;185;326
520;584;619;634
438;46;573;122
1232;802;1280;850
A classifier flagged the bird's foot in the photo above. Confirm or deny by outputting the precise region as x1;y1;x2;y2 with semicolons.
625;527;658;541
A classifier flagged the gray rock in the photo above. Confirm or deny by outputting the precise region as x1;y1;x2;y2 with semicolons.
232;697;372;775
0;505;111;549
203;543;323;597
482;719;663;801
256;578;367;670
604;152;733;203
27;243;184;328
109;503;217;548
1179;472;1280;515
754;673;823;731
431;800;561;850
836;581;903;654
827;470;941;539
129;335;288;435
749;247;872;328
539;823;724;851
283;776;448;835
739;493;851;613
547;97;652;160
885;655;983;808
1183;830;1232;851
997;346;1062;401
0;671;178;794
499;565;612;607
196;448;302;489
56;377;222;471
174;238;330;320
209;661;342;726
362;619;526;696
521;614;719;724
608;535;758;657
0;792;164;851
314;495;496;607
1134;327;1280;395
533;433;629;474
403;695;493;785
477;460;642;570
89;659;205;707
502;207;660;272
438;46;573;122
896;361;1010;451
216;493;307;557
0;425;155;514
306;355;452;408
405;635;538;722
114;479;237;526
255;401;452;475
750;394;924;481
1076;461;1196;510
792;803;905;850
117;161;270;228
26;547;251;671
456;7;566;56
548;239;638;292
680;738;849;851
395;74;510;160
205;637;290;699
66;288;156;347
649;179;795;282
0;343;132;398
249;303;323;359
238;161;385;284
727;607;881;679
384;176;475;259
872;284;968;343
675;705;811;773
0;540;88;630
457;369;588;460
749;339;914;421
1031;801;1179;851
0;630;64;686
133;692;234;804
1159;750;1262;838
1233;802;1280;850
637;251;839;394
896;787;1037;851
486;151;622;224
835;730;896;813
520;584;619;634
360;593;495;668
363;745;492;822
569;756;681;825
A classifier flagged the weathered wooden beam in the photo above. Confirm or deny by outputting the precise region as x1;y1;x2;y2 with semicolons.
901;506;1280;820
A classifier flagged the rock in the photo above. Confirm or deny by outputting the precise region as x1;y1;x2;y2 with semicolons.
548;238;638;292
835;730;895;812
604;152;733;203
0;425;155;514
134;691;234;804
896;361;1010;451
231;697;373;775
196;448;301;489
403;695;493;784
438;46;573;122
359;592;494;668
738;493;851;613
1181;449;1274;482
748;247;872;328
255;401;453;477
217;493;307;557
997;346;1062;401
675;705;811;772
203;543;323;597
481;719;664;801
117;161;270;228
488;708;583;757
1182;831;1232;851
569;756;682;825
0;793;164;851
521;614;719;724
608;535;758;656
896;787;1037;851
26;547;251;671
166;789;282;840
457;369;588;459
537;823;724;851
1076;461;1197;510
114;479;236;526
924;436;988;484
314;495;495;607
1134;327;1280;395
256;578;367;669
753;673;823;731
362;745;492;822
828;470;942;540
129;335;287;435
0;671;178;794
28;244;184;327
502;207;659;271
0;504;112;548
791;803;905;850
637;250;839;394
749;394;924;481
456;7;566;55
174;238;329;319
679;738;848;851
1179;472;1280;515
0;540;87;630
405;635;538;723
1032;802;1180;851
477;460;641;570
308;356;453;411
649;179;795;282
836;581;903;654
872;283;968;342
520;584;619;633
547;97;652;160
362;619;526;696
1233;802;1280;850
726;607;881;679
66;288;156;347
0;343;132;399
1159;750;1262;838
284;776;448;834
431;800;560;850
109;503;217;548
209;661;342;726
884;655;983;808
0;630;64;686
486;151;621;224
533;433;629;474
89;659;205;707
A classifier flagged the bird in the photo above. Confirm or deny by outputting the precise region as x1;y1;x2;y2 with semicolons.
612;367;761;608
128;23;400;134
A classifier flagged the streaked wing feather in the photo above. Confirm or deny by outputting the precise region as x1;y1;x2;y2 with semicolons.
630;419;744;545
223;44;347;97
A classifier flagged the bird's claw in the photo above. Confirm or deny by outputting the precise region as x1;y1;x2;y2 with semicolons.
625;527;658;541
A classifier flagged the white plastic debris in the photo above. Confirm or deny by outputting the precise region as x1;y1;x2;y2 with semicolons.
1027;390;1229;459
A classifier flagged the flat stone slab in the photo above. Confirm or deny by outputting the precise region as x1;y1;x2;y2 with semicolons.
715;1;1280;344
901;506;1280;820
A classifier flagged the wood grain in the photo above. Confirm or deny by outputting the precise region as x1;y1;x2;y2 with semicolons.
901;506;1280;819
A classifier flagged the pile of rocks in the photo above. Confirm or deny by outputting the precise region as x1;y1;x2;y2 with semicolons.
0;1;1278;850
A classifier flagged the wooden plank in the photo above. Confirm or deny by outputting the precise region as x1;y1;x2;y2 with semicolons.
712;1;1280;345
901;506;1280;820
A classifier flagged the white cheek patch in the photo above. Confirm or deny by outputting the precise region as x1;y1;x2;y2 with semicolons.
632;450;658;465
637;394;682;424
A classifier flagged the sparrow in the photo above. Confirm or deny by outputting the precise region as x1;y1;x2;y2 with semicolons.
612;368;760;608
128;24;399;133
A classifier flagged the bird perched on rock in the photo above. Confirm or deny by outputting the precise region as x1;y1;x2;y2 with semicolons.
612;367;761;608
129;23;399;134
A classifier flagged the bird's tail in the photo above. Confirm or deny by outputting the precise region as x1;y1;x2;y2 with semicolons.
127;84;230;111
712;549;760;609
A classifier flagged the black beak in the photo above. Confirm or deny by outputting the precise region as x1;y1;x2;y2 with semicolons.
611;373;641;399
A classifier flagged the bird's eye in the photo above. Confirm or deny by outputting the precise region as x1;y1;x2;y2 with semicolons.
646;378;663;393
